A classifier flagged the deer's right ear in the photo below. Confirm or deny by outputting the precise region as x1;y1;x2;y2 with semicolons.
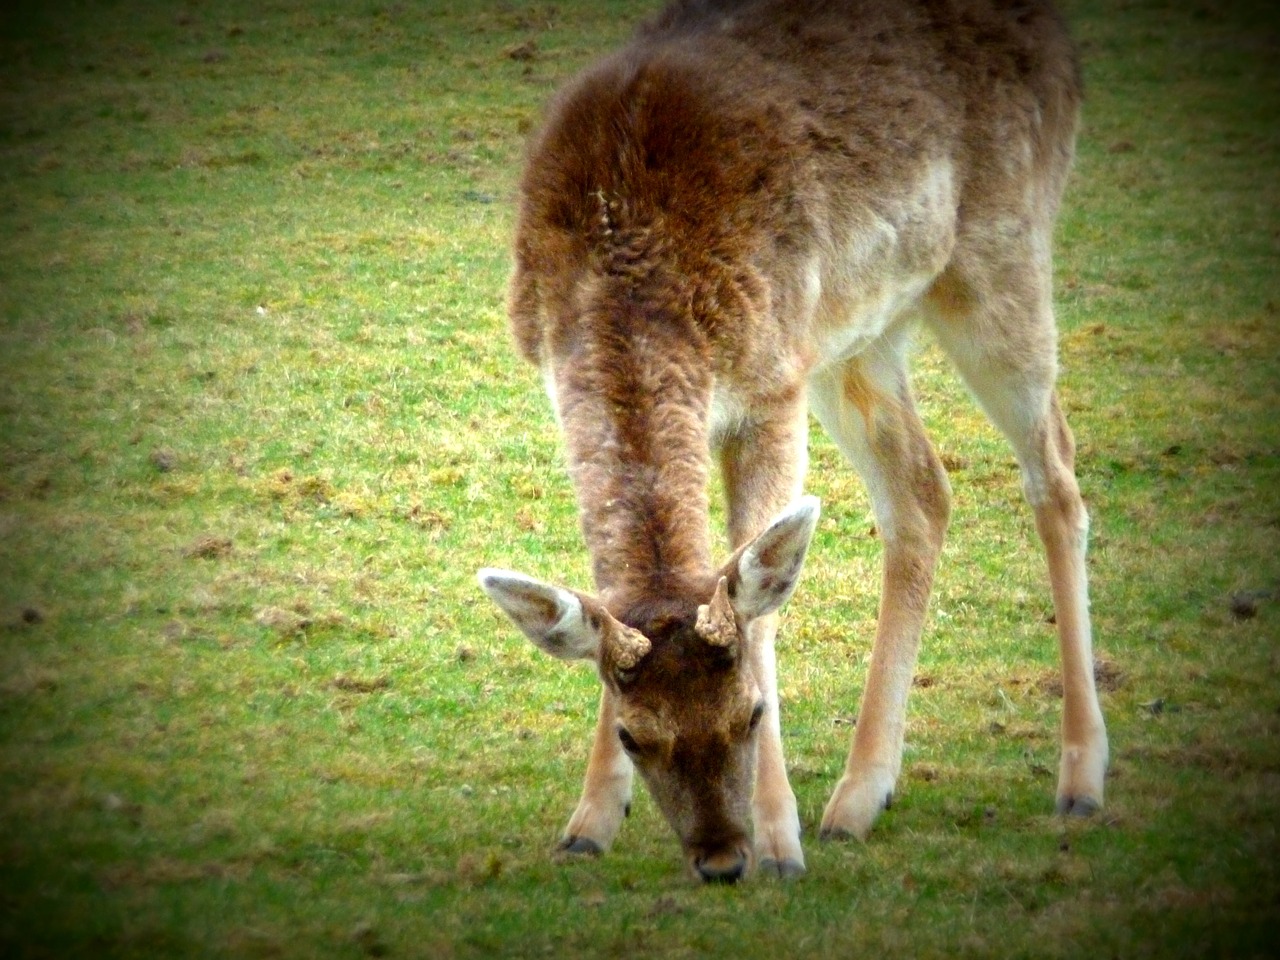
477;568;600;660
729;495;821;621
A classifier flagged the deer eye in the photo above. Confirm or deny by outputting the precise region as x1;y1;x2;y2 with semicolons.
748;702;766;732
617;726;640;754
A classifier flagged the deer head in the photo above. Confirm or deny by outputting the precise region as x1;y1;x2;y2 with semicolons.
478;497;819;881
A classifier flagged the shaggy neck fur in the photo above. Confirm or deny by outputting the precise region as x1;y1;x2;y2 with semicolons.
552;277;714;610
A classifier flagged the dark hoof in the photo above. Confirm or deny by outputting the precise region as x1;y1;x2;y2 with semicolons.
554;835;603;858
1055;795;1101;818
819;826;854;843
759;857;806;880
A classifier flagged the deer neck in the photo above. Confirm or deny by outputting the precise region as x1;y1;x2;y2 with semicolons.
550;302;713;606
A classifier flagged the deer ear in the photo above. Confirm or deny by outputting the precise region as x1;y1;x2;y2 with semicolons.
477;568;600;660
730;496;820;621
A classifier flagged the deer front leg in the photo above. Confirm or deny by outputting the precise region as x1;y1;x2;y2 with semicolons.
558;686;633;856
719;399;808;876
809;354;951;841
820;544;942;839
745;612;805;877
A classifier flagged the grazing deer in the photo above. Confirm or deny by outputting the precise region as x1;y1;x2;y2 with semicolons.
478;0;1107;882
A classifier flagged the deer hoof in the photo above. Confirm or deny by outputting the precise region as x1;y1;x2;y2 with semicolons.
554;835;603;858
820;776;894;842
1055;794;1101;818
758;857;806;880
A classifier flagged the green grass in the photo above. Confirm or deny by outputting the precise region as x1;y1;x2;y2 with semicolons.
1;0;1277;957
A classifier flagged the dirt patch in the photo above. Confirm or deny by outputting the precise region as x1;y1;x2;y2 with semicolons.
1229;588;1272;621
1037;657;1124;697
262;468;333;504
1120;742;1278;780
455;851;504;887
150;447;178;473
503;39;539;62
332;675;391;694
0;666;59;697
102;856;250;889
908;762;940;782
254;606;311;636
183;534;233;559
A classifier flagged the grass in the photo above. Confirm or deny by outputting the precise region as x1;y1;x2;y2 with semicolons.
1;0;1277;956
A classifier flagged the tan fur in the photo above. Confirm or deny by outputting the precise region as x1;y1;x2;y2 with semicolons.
695;577;738;647
494;0;1107;879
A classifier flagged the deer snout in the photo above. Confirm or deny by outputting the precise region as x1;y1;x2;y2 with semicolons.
691;843;751;884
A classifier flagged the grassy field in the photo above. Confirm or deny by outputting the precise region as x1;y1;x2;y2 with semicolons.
1;0;1277;956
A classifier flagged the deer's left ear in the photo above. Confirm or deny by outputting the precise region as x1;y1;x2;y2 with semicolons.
477;568;600;660
728;496;820;621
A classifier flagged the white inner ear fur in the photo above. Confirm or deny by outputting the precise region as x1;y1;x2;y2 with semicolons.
477;568;599;660
734;495;821;621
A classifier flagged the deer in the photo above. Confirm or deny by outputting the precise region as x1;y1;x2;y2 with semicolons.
477;0;1108;883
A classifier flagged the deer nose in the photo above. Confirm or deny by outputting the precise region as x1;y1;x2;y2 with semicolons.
695;850;747;884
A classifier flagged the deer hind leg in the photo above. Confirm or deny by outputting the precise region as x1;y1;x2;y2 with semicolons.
557;686;634;855
719;398;808;877
808;339;952;841
927;265;1108;816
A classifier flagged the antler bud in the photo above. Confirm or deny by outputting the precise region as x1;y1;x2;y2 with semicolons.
608;622;652;670
695;576;737;648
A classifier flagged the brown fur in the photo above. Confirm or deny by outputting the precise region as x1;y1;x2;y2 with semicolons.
490;0;1107;880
